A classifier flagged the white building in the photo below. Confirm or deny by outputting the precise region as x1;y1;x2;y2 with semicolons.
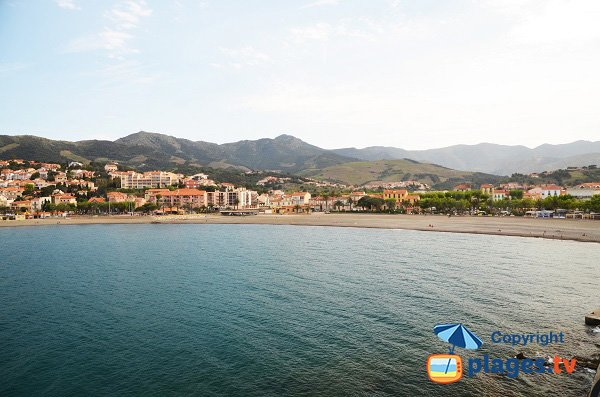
528;185;563;199
566;183;600;199
31;197;52;212
110;171;180;189
104;163;118;173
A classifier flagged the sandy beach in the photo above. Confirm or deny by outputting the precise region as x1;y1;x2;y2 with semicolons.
1;213;599;243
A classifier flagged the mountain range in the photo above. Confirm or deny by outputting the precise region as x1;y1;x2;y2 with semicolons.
0;132;598;178
333;140;600;175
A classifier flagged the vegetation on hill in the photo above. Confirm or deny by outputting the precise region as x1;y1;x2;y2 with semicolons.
0;132;355;173
302;159;503;188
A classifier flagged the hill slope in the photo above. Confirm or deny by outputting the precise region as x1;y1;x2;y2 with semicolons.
303;159;501;188
0;132;355;173
333;141;600;175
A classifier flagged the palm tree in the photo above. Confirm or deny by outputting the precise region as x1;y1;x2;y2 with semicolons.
322;193;329;212
347;197;353;212
334;200;344;212
156;194;164;214
294;204;301;213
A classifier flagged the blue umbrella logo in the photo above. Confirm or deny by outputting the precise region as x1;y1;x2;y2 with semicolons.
434;323;483;354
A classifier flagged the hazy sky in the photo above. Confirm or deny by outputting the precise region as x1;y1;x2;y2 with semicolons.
1;0;599;149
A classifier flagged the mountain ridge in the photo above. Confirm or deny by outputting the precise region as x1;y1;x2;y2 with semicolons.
1;132;598;176
332;140;600;175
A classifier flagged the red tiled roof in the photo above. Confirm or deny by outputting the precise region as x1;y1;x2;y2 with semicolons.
162;188;206;196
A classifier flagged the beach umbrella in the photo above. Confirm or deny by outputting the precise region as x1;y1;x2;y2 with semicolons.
433;323;482;354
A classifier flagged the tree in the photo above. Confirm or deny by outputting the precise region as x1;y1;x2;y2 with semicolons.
294;204;301;213
347;196;354;211
509;190;524;199
23;183;35;196
357;196;371;211
385;198;396;211
334;200;344;211
322;193;329;212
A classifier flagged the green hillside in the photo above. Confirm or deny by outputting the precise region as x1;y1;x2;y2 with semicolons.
303;159;502;188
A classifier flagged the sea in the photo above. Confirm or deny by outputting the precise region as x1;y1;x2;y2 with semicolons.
1;224;599;396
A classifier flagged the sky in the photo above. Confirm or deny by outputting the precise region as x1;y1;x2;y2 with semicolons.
0;0;599;150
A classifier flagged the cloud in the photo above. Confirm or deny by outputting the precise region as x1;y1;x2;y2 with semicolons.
55;0;80;10
289;22;333;42
106;0;153;30
65;1;152;59
288;18;412;43
218;46;271;68
0;62;30;74
505;0;600;44
300;0;340;9
66;30;134;55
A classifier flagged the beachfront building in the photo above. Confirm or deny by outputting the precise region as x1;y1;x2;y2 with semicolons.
480;184;493;195
383;189;408;203
160;188;207;210
107;191;131;203
11;200;31;212
566;183;600;200
257;193;271;207
31;197;51;212
208;187;256;209
492;189;508;201
528;185;563;199
309;195;335;212
144;188;170;203
110;171;180;189
271;192;311;213
52;194;77;206
541;184;564;199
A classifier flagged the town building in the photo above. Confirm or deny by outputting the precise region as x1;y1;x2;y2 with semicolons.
0;187;25;200
453;183;472;192
566;183;600;200
110;171;180;189
107;192;132;203
160;188;207;209
31;197;52;212
492;189;508;201
104;163;118;173
383;189;408;203
52;194;77;206
480;184;494;195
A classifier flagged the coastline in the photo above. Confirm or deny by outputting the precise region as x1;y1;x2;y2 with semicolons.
1;213;599;243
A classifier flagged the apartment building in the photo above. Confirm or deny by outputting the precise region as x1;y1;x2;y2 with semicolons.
111;171;180;189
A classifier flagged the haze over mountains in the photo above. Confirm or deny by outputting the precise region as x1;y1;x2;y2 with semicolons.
333;141;600;175
0;132;598;177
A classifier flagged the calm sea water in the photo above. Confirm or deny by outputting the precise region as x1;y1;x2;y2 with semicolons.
1;224;599;397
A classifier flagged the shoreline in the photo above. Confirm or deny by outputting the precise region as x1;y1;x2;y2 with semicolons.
1;213;599;243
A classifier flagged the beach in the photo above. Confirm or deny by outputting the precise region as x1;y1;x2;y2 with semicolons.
1;213;598;243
